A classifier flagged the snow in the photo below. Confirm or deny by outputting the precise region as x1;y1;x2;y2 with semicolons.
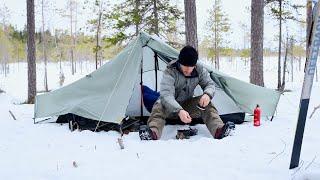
0;58;319;180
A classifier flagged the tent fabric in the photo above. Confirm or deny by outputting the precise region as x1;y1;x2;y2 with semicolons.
34;32;281;123
35;38;143;123
202;64;281;116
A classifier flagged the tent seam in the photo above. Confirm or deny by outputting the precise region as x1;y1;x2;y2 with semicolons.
95;37;141;131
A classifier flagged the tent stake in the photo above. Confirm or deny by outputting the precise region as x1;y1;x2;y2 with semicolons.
34;118;51;124
9;110;16;120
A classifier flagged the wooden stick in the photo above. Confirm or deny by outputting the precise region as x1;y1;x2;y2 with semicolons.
117;138;124;150
9;110;16;120
309;104;320;119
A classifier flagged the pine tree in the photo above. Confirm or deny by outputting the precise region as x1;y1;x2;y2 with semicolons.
27;0;37;103
184;0;198;50
206;0;230;70
86;0;110;69
239;22;250;66
107;0;183;45
58;0;79;75
265;0;304;90
250;0;264;86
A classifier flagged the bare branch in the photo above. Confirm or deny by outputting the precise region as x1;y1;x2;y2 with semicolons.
269;139;287;164
305;156;317;170
309;104;320;119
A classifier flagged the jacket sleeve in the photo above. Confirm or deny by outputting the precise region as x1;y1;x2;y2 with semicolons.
198;66;215;99
160;69;183;114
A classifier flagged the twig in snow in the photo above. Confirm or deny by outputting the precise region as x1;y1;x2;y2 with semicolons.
305;156;317;170
9;110;16;120
118;138;124;150
72;161;78;168
136;153;140;159
291;160;304;177
268;139;287;164
309;104;320;119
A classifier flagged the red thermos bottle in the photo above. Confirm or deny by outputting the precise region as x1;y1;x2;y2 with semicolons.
254;105;261;126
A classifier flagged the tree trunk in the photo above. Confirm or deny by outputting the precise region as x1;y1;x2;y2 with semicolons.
214;0;219;70
75;2;78;73
281;36;289;91
214;32;218;69
277;0;282;90
41;0;48;92
306;0;312;61
250;0;264;86
290;37;294;82
95;11;102;70
70;1;75;75
184;0;198;50
16;45;20;71
74;1;78;74
135;0;140;36
27;0;36;103
316;66;318;82
152;0;159;36
299;56;301;71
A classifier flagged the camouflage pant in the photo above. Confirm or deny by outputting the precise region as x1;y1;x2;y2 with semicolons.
147;96;224;139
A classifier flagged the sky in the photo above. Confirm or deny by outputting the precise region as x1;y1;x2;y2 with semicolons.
0;0;306;49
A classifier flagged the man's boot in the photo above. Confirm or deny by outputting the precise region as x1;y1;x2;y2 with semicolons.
139;125;158;140
214;121;235;139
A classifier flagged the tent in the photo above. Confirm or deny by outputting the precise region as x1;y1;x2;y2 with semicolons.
34;32;281;128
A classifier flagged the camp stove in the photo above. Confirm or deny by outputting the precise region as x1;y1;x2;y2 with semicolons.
176;127;198;139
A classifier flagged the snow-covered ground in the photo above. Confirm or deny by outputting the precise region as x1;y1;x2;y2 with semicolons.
0;58;319;180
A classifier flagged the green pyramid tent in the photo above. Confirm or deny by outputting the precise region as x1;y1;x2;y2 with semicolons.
34;32;281;125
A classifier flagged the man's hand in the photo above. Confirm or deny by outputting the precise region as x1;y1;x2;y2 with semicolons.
178;110;192;124
199;94;211;108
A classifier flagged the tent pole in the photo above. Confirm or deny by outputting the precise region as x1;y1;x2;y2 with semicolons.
140;50;144;119
154;52;158;91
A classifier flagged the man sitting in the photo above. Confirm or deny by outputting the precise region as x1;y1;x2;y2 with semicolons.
139;46;235;140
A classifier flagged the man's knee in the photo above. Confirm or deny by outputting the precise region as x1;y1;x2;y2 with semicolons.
203;103;219;115
148;103;167;119
202;104;223;122
147;102;167;138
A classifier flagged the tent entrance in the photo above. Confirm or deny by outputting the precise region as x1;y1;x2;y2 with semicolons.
126;46;245;119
